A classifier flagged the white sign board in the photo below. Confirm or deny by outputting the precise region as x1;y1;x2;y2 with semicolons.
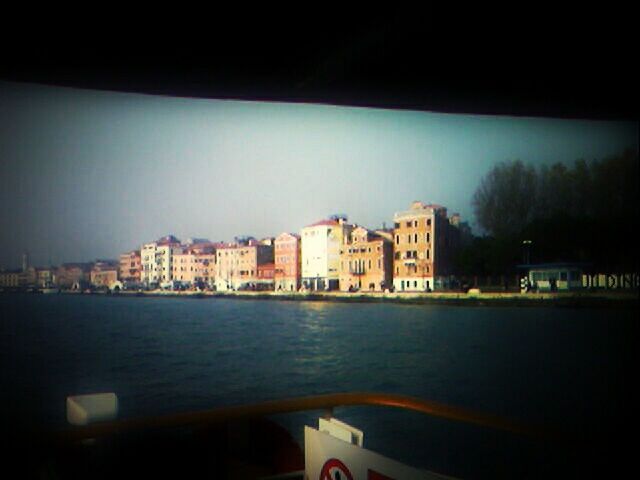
305;425;454;480
67;392;118;426
319;417;364;447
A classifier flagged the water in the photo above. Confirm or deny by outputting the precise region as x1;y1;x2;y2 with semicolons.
1;293;637;478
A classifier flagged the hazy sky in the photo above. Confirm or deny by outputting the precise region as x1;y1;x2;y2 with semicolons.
1;81;637;268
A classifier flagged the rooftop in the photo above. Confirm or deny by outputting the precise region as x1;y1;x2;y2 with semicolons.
305;219;339;228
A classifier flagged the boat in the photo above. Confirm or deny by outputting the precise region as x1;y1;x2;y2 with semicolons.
28;391;558;479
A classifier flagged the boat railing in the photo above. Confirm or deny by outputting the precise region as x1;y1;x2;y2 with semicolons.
55;391;555;444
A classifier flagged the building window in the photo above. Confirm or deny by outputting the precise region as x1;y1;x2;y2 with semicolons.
414;233;418;243
426;232;430;243
426;249;430;259
407;234;411;244
396;235;399;245
406;221;411;228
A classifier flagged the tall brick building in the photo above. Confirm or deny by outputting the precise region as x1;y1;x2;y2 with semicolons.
392;201;458;291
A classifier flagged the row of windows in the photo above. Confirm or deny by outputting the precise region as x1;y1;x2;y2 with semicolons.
394;219;432;229
340;259;382;272
394;250;430;260
340;245;382;254
395;233;431;245
395;265;430;275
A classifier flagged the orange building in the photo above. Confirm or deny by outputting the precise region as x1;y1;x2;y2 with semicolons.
119;250;141;284
56;263;92;289
256;263;275;290
274;232;301;292
215;239;274;291
91;260;119;288
339;227;393;292
392;201;458;291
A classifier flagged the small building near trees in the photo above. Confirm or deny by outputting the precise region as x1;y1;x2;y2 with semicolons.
518;263;587;292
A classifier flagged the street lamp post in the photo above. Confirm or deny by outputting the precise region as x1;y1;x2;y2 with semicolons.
522;240;532;265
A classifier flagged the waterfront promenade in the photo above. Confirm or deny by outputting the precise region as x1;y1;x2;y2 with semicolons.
53;288;638;308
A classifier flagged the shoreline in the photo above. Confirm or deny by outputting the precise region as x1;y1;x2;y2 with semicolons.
39;288;640;308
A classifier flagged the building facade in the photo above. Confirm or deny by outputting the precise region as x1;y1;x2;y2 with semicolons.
172;244;216;288
274;232;301;292
140;235;182;287
215;240;274;291
301;216;353;291
90;260;119;288
256;262;275;290
392;201;456;292
0;270;20;288
339;227;393;292
119;250;141;284
36;267;55;287
56;263;92;289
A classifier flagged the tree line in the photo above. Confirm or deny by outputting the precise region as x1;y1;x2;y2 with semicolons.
454;149;638;276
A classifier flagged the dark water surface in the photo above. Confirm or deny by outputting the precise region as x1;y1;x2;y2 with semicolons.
1;293;637;478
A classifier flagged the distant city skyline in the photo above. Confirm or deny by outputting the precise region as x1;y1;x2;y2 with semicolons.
0;81;637;269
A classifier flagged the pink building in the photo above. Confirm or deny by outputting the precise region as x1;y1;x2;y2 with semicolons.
274;232;301;292
172;244;216;288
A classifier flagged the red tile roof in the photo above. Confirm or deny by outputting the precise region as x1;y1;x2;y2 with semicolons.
305;219;339;228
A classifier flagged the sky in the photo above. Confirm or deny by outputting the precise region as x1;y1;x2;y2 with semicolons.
0;81;637;269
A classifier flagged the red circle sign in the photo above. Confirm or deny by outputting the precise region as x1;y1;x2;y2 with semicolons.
319;458;354;480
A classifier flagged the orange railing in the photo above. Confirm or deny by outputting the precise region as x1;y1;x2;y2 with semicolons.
56;392;554;443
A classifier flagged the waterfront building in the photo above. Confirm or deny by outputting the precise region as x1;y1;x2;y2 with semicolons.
300;215;354;291
392;201;458;292
140;235;182;287
56;263;93;289
91;260;119;288
339;227;393;292
173;243;217;288
274;233;301;292
0;270;20;288
256;263;275;290
119;250;141;285
215;239;274;291
36;267;56;287
519;262;586;292
18;267;37;287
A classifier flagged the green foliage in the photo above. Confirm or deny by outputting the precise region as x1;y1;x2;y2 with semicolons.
472;160;537;237
464;149;639;273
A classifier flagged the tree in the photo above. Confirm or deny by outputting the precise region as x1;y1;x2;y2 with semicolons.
470;150;638;272
472;160;537;237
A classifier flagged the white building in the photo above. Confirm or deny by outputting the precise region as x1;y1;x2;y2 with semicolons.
140;235;182;287
300;216;353;291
